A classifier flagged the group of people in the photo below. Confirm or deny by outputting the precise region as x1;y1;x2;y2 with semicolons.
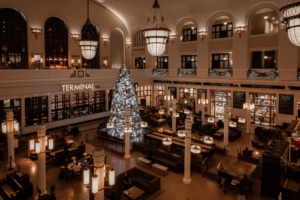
218;167;251;195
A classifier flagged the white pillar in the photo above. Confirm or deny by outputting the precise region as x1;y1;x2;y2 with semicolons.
223;104;229;151
124;108;131;159
37;124;47;195
93;148;105;200
183;116;192;184
172;99;177;133
246;109;251;134
5;110;16;170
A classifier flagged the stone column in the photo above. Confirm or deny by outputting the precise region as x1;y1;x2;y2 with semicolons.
183;116;193;184
223;104;230;151
124;108;131;159
172;99;177;133
37;124;47;195
93;148;105;200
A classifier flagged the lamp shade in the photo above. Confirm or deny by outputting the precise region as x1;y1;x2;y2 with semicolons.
29;139;35;151
177;130;186;137
48;137;54;150
83;167;90;185
162;137;172;145
35;141;41;153
79;40;98;60
191;145;201;154
280;2;300;46
108;168;115;186
92;174;99;194
204;136;213;144
143;28;169;57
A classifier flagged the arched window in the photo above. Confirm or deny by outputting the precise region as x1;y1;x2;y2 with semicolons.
0;8;28;69
211;16;233;39
81;21;99;69
45;17;68;69
110;29;124;69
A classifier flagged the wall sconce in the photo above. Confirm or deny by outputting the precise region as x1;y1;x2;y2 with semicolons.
71;33;80;43
71;55;81;67
102;38;109;46
169;35;176;44
31;28;42;39
198;31;207;41
126;41;131;48
235;26;245;37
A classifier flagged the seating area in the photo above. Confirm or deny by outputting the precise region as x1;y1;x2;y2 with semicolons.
0;171;33;200
105;167;161;199
146;148;184;172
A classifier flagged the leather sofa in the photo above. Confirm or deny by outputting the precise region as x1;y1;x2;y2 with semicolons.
147;148;184;172
229;128;242;141
198;124;219;136
105;167;161;198
0;172;33;200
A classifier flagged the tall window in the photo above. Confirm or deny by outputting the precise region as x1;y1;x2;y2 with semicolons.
251;50;277;69
211;23;233;39
133;30;145;47
135;56;146;69
45;17;68;69
25;96;48;126
81;20;100;69
211;53;230;69
156;56;168;69
182;27;197;42
181;55;197;69
0;8;28;69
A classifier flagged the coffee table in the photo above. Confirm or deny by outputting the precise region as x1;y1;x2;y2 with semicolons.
123;186;145;200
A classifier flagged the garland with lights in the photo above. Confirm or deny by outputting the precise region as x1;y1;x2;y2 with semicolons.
208;68;233;77
177;68;197;77
152;68;168;75
247;68;278;79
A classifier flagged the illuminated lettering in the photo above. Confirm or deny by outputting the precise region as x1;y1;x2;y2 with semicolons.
61;83;95;91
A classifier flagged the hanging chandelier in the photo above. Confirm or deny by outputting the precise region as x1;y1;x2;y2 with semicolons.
280;2;300;46
79;0;98;60
143;0;170;57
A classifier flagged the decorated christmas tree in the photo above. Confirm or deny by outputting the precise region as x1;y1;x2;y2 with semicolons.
107;65;142;139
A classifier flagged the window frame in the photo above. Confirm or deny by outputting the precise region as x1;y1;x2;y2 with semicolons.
250;50;277;69
211;22;233;39
181;55;197;69
211;53;230;69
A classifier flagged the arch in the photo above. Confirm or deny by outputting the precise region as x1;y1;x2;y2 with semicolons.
0;8;28;69
246;3;281;35
44;17;69;69
110;28;124;69
175;17;199;42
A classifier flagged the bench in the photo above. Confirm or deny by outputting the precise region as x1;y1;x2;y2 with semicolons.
152;163;168;176
136;157;152;168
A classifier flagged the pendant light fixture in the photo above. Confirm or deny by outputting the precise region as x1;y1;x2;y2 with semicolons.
280;2;300;46
143;0;170;57
79;0;98;60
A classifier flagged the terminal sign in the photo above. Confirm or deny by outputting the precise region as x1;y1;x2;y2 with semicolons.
62;83;94;91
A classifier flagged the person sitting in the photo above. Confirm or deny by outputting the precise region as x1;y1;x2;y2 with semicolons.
242;147;252;157
218;167;229;194
122;172;132;190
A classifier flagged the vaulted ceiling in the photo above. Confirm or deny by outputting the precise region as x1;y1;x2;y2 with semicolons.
96;0;286;33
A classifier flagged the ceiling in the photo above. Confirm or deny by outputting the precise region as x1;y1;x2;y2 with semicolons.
96;0;286;33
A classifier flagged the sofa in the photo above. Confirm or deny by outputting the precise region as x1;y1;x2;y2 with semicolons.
229;128;242;141
198;124;219;136
105;167;161;198
0;172;33;200
147;148;184;172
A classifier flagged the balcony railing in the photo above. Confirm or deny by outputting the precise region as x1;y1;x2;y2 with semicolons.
152;68;168;76
178;68;197;77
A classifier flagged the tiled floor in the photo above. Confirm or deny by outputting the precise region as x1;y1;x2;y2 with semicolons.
0;122;274;200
